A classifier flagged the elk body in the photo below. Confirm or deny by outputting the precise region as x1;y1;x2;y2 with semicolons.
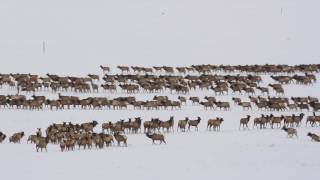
145;132;166;145
282;126;298;138
9;132;24;143
207;118;224;131
307;132;320;142
188;117;201;131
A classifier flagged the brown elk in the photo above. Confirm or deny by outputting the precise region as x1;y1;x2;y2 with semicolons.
60;141;66;152
35;137;49;152
214;101;230;110
117;66;130;73
188;117;201;131
199;101;214;110
100;65;110;73
207;118;224;131
81;121;98;132
88;74;99;81
177;118;189;132
178;96;187;104
189;97;200;104
0;131;6;143
160;116;174;132
307;132;320;142
257;86;269;95
9;132;24;143
282;126;298;138
239;115;250;130
145;132;166;145
77;136;93;150
306;112;320;127
232;97;241;105
64;139;76;151
113;132;127;147
270;114;283;129
238;102;252;110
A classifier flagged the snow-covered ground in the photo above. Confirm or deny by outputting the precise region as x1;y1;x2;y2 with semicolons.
1;0;320;180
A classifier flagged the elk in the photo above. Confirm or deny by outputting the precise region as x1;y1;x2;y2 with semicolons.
145;132;166;145
199;101;214;110
160;116;174;132
60;141;66;152
77;136;93;150
306;112;320;127
188;117;201;131
232;97;241;105
282;126;298;138
257;86;269;95
189;97;200;104
207;118;224;131
103;134;114;147
81;121;98;132
270;114;283;129
88;74;100;81
253;115;267;129
113;132;127;147
130;117;142;133
293;113;304;127
93;133;105;149
64;139;76;151
117;66;130;73
177;118;189;132
214;101;230;110
0;132;6;143
178;96;187;104
100;65;110;73
35;137;49;152
9;132;24;143
238;102;252;110
307;132;320;142
239;115;250;130
27;135;40;144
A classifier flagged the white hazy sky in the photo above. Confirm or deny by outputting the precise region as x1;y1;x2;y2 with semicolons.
0;0;319;74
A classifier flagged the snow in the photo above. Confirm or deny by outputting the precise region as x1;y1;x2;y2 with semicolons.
1;0;320;180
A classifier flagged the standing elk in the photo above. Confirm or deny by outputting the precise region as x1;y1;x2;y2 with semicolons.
307;132;320;142
270;114;283;129
0;131;6;143
81;121;98;132
282;126;298;138
188;117;201;131
100;65;110;73
9;132;24;143
306;112;320;127
189;97;200;104
35;137;49;152
239;115;250;130
207;118;224;131
238;102;252;110
113;132;127;147
177;118;189;132
160;116;174;132
145;132;166;145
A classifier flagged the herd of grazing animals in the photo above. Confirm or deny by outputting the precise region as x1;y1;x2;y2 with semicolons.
0;64;320;152
1;112;320;152
1;94;319;112
0;64;318;96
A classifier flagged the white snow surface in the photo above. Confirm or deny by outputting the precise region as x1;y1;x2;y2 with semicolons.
1;0;320;180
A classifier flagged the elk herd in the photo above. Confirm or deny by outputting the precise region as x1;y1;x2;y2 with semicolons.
0;111;320;152
0;94;319;112
0;64;320;152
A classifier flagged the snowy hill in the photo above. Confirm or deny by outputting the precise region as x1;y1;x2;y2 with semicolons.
1;0;320;74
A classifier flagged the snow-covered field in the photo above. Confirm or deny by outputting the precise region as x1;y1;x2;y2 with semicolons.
1;0;320;180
